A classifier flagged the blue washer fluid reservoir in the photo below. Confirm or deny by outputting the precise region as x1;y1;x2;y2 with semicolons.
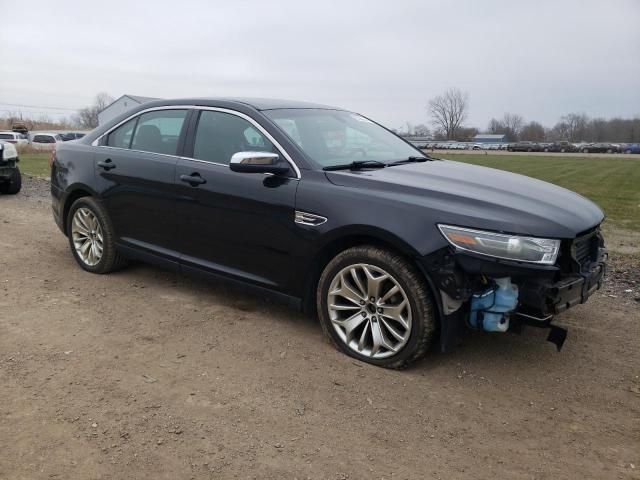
469;277;519;332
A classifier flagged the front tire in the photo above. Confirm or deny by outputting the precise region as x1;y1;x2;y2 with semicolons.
317;246;436;369
0;167;21;194
66;197;128;274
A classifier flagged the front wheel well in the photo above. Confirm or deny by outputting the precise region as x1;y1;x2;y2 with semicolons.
302;235;439;319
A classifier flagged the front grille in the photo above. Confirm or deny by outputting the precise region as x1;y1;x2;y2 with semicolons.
572;231;599;268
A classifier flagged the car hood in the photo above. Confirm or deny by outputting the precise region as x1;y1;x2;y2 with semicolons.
325;160;604;239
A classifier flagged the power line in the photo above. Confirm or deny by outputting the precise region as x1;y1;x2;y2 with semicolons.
0;101;80;112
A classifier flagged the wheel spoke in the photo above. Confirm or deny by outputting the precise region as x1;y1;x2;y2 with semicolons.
363;266;388;298
380;300;409;329
329;303;360;311
77;210;91;231
380;317;405;342
371;320;395;355
330;272;365;305
379;284;399;304
73;216;90;236
350;267;367;298
333;312;368;342
358;321;370;352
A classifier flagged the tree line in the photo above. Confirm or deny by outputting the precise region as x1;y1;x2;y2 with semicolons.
396;87;640;143
0;93;114;131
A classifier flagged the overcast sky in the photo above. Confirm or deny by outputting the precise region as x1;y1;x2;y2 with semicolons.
1;0;638;130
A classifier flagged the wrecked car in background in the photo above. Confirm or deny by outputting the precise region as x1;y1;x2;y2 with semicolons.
0;141;22;194
50;98;607;369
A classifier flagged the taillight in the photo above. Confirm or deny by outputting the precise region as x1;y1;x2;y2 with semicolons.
49;149;56;168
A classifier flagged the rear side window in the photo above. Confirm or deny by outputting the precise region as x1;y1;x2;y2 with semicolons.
130;110;188;155
0;133;13;140
193;111;276;165
107;118;138;148
33;135;55;143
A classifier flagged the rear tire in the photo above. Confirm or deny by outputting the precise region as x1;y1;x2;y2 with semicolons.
0;167;21;194
66;196;128;274
317;245;436;369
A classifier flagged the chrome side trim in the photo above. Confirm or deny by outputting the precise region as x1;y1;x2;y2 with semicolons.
295;210;327;226
92;104;302;179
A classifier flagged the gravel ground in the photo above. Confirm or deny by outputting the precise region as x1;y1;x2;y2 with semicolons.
0;177;638;480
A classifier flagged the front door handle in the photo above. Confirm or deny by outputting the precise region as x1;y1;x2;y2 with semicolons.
97;159;116;171
180;173;206;186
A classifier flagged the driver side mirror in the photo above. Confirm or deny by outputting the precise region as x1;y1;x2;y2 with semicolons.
229;152;289;175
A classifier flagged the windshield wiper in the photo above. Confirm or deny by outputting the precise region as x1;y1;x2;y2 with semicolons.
323;160;387;171
388;155;434;166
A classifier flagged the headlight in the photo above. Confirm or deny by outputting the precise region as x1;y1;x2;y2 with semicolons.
438;224;560;265
0;142;18;161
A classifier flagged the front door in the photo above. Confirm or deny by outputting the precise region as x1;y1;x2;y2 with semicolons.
174;109;299;292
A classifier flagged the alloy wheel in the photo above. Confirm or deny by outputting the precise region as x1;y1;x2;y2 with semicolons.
327;263;412;359
71;207;104;266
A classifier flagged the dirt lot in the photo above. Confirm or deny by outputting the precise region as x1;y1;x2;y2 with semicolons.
1;177;639;480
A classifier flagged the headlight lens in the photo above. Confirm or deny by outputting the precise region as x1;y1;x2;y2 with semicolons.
438;224;560;265
0;142;17;161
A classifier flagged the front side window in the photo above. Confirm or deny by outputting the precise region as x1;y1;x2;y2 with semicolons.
264;109;423;168
193;110;277;165
130;109;188;155
33;135;54;143
0;133;13;140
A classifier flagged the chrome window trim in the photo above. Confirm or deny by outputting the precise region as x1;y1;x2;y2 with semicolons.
92;105;301;179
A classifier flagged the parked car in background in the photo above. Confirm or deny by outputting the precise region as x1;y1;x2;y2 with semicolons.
508;141;541;152
60;132;87;141
545;141;577;153
0;131;29;146
0;141;22;194
581;143;617;153
30;133;63;150
622;143;640;154
51;97;606;368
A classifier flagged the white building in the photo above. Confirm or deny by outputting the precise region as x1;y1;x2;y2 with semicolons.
97;94;158;125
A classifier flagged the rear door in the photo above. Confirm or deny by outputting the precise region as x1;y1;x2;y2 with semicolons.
174;108;299;291
93;108;190;260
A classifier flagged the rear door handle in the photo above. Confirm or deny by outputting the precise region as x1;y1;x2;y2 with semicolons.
180;173;206;186
97;159;116;171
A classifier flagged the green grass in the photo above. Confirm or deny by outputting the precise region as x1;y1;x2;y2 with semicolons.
19;152;640;232
441;154;640;232
18;152;51;177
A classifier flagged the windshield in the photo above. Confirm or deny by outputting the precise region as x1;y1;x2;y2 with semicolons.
264;109;424;168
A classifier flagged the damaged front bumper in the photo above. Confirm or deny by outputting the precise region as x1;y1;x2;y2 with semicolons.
420;228;607;351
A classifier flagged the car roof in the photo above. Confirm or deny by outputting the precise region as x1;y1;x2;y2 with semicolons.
144;97;341;111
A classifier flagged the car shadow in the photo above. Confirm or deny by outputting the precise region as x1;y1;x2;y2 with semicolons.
121;261;568;373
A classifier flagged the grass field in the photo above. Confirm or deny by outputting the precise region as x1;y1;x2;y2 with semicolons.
440;154;640;232
18;152;640;232
18;152;52;177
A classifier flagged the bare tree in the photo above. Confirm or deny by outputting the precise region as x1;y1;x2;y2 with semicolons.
519;121;545;142
501;113;524;141
559;113;589;142
428;88;469;140
486;113;524;141
73;92;114;129
413;124;431;137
